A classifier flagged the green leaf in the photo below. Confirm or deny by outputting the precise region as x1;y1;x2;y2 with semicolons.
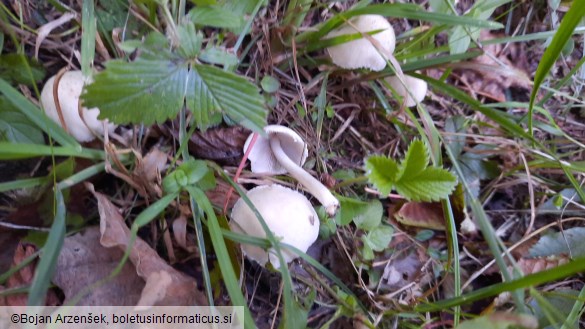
529;227;585;259
364;224;394;252
0;96;44;144
260;75;280;93
187;64;267;132
27;189;66;306
0;79;79;148
188;6;244;28
397;139;429;181
0;54;45;86
84;59;188;125
177;22;202;58
528;0;585;136
365;155;399;197
352;199;383;231
395;167;457;202
199;47;239;66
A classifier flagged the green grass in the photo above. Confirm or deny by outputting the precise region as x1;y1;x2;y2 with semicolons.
1;0;585;328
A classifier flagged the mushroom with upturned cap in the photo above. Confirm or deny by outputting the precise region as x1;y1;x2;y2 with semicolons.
384;74;428;107
230;184;320;269
40;70;116;142
243;125;339;216
324;15;396;71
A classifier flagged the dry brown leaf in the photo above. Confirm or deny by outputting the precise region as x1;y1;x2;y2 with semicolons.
205;179;241;211
395;202;446;230
133;147;167;189
160;124;249;166
0;244;59;306
173;215;196;252
516;255;569;276
448;31;532;102
87;183;207;306
52;227;144;305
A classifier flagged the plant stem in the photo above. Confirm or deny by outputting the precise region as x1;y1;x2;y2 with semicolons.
269;136;339;216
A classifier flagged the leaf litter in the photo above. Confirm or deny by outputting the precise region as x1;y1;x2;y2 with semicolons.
87;183;207;306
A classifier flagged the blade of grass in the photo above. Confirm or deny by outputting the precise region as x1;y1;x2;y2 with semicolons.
297;3;503;43
189;196;214;306
0;177;47;193
186;186;257;329
527;0;585;137
81;0;96;78
209;163;312;329
560;285;585;329
419;75;533;140
27;188;66;305
415;256;585;312
0;143;104;160
0;250;41;284
0;78;79;148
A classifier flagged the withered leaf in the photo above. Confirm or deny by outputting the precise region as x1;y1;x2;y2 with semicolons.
87;183;208;306
53;227;144;305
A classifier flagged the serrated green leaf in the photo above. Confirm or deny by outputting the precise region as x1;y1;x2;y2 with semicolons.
397;139;429;181
353;199;383;231
365;155;399;197
188;6;244;28
177;22;202;58
199;47;239;66
394;167;457;202
187;64;267;132
84;59;188;125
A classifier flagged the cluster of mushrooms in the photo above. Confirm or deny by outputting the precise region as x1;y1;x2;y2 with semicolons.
234;15;428;270
37;14;427;270
326;14;428;107
230;126;340;269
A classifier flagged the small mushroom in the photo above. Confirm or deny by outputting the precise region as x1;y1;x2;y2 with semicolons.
384;74;428;107
230;184;320;269
243;125;339;216
40;70;115;142
324;15;396;71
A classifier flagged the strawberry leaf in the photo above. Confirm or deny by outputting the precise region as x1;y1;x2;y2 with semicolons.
365;155;399;197
397;139;429;180
394;167;457;202
83;58;267;132
84;59;188;125
187;64;267;131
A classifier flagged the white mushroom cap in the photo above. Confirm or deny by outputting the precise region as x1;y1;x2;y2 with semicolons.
325;15;396;71
243;125;308;175
40;70;116;142
230;184;320;269
244;125;340;216
384;74;428;107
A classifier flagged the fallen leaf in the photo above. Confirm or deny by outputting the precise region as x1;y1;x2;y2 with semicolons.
0;243;59;306
455;312;538;329
52;227;144;305
160;124;250;166
87;183;208;306
132;147;168;196
395;202;446;230
173;215;196;252
516;256;569;276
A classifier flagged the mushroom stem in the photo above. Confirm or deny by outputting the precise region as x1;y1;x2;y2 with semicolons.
269;137;339;216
